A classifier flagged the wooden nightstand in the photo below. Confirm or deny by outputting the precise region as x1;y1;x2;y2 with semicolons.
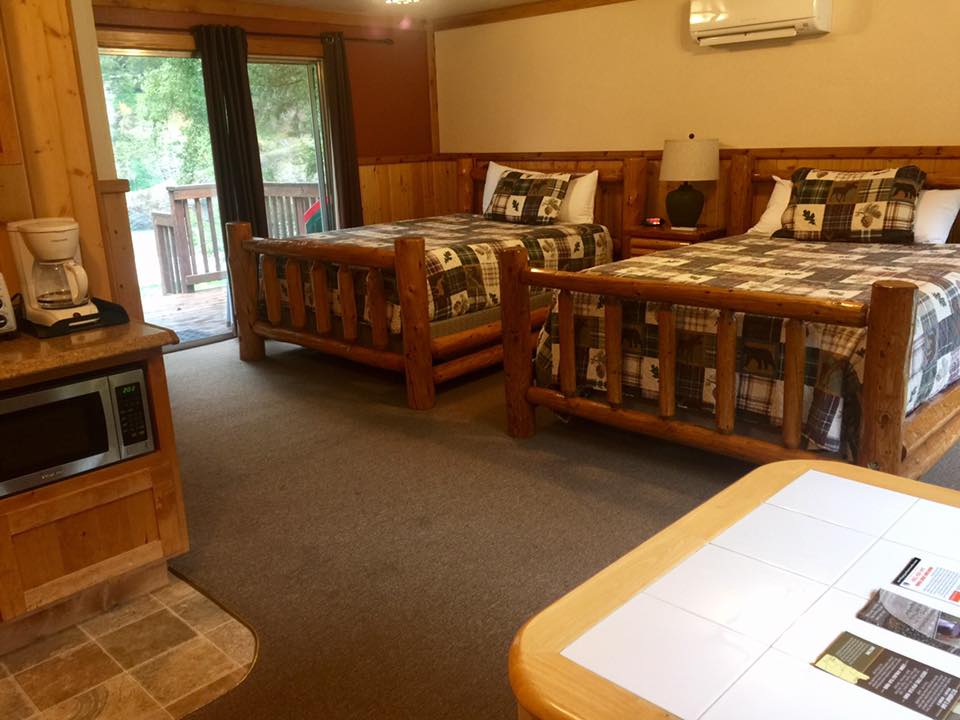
624;225;726;257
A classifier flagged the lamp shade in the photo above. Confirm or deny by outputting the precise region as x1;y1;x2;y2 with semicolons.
659;138;720;182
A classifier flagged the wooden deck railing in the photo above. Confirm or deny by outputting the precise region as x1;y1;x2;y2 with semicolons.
153;182;320;294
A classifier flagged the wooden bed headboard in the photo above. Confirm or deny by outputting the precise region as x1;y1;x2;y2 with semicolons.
726;147;960;238
463;155;647;256
358;154;647;257
357;147;960;253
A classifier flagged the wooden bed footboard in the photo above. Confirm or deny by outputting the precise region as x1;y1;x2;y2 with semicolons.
498;246;958;477
226;222;544;410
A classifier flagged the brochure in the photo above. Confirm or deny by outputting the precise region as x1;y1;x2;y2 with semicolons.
858;589;960;656
815;632;960;719
895;558;960;605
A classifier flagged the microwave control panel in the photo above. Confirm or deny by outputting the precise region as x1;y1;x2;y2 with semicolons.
108;369;155;458
115;382;148;445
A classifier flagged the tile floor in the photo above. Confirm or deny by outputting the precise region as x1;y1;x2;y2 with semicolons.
0;573;255;720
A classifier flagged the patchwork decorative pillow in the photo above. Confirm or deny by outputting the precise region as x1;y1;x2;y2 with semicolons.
483;170;571;225
773;166;926;243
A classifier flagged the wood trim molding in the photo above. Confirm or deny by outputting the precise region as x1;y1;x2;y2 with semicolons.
434;0;634;31
97;27;326;57
92;0;429;31
425;25;439;154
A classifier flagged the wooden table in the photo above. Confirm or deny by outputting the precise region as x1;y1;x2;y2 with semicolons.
509;460;960;720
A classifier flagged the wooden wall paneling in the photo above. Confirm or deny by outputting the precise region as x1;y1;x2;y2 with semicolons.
97;179;143;320
91;0;424;31
426;25;439;154
0;29;22;166
2;0;110;300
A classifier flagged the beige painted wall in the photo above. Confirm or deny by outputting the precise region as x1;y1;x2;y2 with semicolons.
436;0;960;152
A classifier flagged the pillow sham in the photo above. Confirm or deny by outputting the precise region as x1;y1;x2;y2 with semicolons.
914;189;960;244
773;166;926;243
748;175;792;235
483;170;571;225
481;161;599;223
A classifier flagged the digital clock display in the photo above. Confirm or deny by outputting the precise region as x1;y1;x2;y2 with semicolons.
119;383;139;396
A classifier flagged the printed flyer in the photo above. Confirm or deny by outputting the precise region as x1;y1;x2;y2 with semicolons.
858;590;960;656
895;558;960;605
814;632;960;719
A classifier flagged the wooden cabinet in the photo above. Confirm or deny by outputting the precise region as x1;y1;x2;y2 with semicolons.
0;324;187;647
0;454;187;621
625;225;726;257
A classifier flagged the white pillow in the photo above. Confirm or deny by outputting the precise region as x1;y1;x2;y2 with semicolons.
914;189;960;244
480;161;599;224
748;175;792;235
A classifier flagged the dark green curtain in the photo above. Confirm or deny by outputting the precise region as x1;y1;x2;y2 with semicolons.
191;25;269;240
321;33;364;228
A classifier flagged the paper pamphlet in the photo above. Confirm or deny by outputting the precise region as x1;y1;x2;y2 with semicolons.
814;632;960;719
858;590;960;656
895;558;960;605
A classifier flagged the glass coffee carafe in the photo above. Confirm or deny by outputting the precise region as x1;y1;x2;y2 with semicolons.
32;259;89;309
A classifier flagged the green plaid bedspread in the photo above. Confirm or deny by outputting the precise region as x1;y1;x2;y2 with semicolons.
260;214;612;333
535;235;960;455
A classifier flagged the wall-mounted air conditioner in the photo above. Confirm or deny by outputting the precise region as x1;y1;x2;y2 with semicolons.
690;0;832;47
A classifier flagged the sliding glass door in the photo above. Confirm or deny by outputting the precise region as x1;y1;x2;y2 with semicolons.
248;59;336;237
100;50;333;349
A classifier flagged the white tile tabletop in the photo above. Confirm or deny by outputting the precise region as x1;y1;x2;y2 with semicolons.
765;469;916;536
711;503;875;585
645;544;827;644
562;593;766;720
883;499;960;560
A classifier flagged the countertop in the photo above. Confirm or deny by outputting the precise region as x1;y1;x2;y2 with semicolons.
0;321;178;386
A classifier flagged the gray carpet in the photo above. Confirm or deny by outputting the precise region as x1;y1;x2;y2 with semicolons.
164;339;960;720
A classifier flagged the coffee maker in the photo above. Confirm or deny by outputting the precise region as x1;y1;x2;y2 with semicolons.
8;217;100;332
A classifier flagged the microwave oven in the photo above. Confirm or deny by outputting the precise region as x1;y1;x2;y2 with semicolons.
0;366;154;498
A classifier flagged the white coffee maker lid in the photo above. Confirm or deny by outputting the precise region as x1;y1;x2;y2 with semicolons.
8;217;79;233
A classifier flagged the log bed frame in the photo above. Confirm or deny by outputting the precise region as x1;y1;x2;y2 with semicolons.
499;160;960;478
227;156;647;410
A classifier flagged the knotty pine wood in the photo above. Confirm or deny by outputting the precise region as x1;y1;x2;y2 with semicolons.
226;222;266;361
2;0;111;300
499;247;536;438
359;160;461;224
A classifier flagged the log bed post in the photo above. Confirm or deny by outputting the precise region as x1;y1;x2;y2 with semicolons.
727;153;755;235
500;247;535;438
858;280;918;474
620;157;647;260
226;222;265;361
395;236;435;410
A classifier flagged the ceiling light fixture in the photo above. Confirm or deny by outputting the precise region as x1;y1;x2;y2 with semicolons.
385;0;419;4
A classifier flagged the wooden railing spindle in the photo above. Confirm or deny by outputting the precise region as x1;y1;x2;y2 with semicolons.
782;319;805;449
657;306;676;418
262;255;282;325
310;261;332;335
715;309;737;434
338;266;359;343
367;268;389;350
558;290;576;397
604;298;623;407
285;260;306;329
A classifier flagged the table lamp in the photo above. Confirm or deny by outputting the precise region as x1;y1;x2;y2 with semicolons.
660;135;719;230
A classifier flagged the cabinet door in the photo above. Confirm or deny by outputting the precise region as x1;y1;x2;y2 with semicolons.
0;459;185;621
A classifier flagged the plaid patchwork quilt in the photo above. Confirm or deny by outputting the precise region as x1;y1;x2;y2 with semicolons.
260;213;612;334
535;235;960;456
775;166;925;243
483;171;571;225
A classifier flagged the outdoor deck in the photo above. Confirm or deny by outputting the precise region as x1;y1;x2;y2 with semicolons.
142;285;233;345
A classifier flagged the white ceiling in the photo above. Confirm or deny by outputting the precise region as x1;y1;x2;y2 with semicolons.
253;0;534;21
